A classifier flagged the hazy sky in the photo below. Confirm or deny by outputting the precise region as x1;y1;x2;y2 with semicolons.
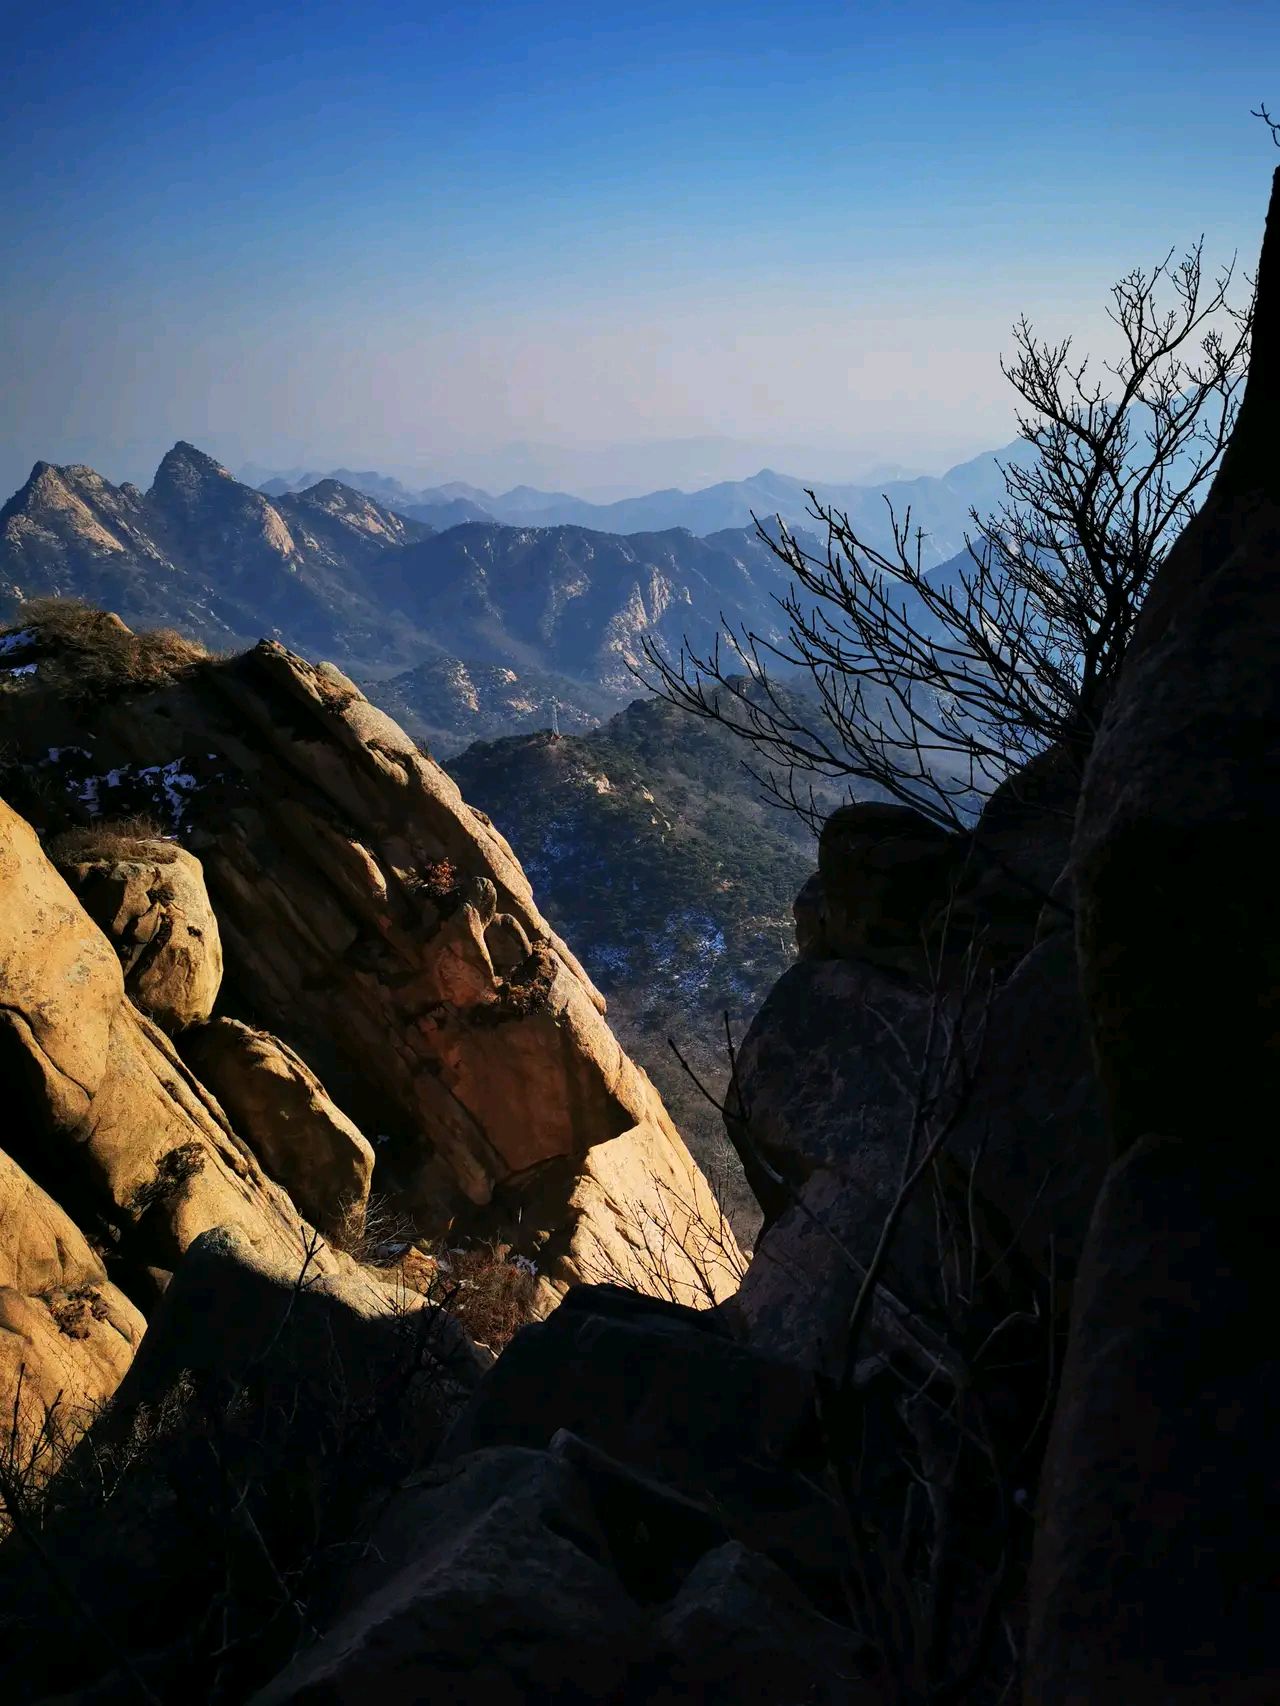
2;0;1277;499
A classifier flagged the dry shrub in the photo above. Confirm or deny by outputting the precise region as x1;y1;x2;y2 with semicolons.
10;598;210;699
47;1287;111;1342
416;857;459;900
326;1190;416;1264
128;1142;206;1215
579;1172;748;1309
438;1241;538;1352
44;815;174;864
0;1380;102;1544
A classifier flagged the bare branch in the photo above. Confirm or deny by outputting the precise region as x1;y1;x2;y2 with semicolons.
637;238;1252;835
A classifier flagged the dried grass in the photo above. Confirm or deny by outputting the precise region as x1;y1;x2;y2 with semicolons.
44;815;175;864
438;1241;539;1353
5;598;210;700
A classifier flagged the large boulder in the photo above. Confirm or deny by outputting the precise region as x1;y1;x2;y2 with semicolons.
952;742;1080;975
0;794;122;1131
1027;167;1280;1702
800;750;1078;983
250;1447;648;1706
181;1018;375;1243
728;911;1105;1384
0;794;351;1314
653;1540;878;1706
1028;1138;1280;1704
814;801;959;975
437;1285;847;1615
52;836;222;1031
249;1451;877;1706
724;953;951;1292
106;1222;482;1417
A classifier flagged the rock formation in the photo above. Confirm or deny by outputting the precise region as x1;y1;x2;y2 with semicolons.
1025;164;1280;1703
0;1145;145;1465
53;836;223;1031
3;166;1277;1706
181;1018;375;1243
0;794;357;1291
0;614;740;1493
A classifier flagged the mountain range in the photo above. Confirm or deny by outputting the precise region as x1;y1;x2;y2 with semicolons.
255;441;1028;559
0;442;822;751
237;435;929;504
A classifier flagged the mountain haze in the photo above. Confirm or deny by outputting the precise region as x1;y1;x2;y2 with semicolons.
254;443;1030;564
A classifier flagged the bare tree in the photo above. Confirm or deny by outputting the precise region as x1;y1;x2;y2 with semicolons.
640;240;1254;832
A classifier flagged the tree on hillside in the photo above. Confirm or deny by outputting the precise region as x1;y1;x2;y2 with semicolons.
640;238;1255;832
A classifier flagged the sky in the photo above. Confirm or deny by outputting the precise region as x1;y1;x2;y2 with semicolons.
2;0;1278;500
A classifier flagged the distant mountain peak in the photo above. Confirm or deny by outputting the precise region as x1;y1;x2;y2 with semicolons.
298;477;354;503
151;441;234;493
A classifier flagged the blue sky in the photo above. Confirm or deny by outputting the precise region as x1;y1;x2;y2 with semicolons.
2;0;1277;497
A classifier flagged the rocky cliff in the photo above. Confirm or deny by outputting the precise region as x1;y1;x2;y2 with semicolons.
0;606;740;1479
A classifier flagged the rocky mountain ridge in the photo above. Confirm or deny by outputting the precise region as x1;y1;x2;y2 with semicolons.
1;444;817;751
2;167;1275;1706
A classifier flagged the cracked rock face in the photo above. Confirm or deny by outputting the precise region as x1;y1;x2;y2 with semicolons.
62;640;740;1305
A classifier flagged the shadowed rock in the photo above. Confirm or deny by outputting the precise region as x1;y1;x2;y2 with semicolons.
1027;165;1280;1704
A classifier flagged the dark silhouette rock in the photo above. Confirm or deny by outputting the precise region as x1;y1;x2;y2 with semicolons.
0;1226;484;1702
1029;1138;1280;1703
1027;166;1280;1703
652;1540;879;1705
799;754;1078;984
249;1447;647;1706
438;1285;850;1616
815;800;959;974
725;953;935;1239
727;929;1105;1383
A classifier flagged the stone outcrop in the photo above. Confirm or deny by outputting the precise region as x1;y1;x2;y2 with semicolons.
247;1284;876;1706
0;1225;483;1701
813;800;959;975
251;1446;649;1706
0;621;740;1482
795;746;1078;985
181;1018;374;1242
1026;166;1280;1703
53;837;223;1031
0;794;359;1389
726;924;1106;1382
1;633;739;1311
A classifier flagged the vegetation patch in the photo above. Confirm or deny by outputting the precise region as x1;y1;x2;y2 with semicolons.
435;1241;539;1352
44;814;175;864
415;856;460;900
46;1286;110;1342
4;598;211;700
128;1142;206;1215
